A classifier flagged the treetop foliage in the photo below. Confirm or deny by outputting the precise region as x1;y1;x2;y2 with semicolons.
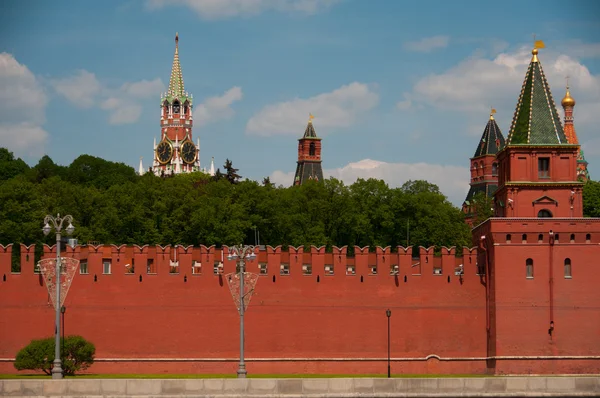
1;148;480;252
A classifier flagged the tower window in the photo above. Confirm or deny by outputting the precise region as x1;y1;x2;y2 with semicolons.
537;209;552;218
570;234;575;243
172;101;180;114
492;163;498;176
309;142;316;156
522;234;527;243
526;258;533;278
564;258;572;278
538;234;543;243
538;157;550;178
506;234;511;243
586;233;591;243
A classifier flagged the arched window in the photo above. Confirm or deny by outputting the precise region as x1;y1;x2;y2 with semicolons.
526;258;533;278
522;234;527;243
537;209;553;218
570;234;575;243
309;142;316;156
183;101;189;115
172;100;180;114
492;163;498;176
586;233;591;243
506;234;511;243
564;258;572;278
538;234;543;242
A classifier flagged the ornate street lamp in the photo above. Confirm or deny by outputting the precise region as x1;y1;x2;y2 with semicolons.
226;245;259;378
386;309;392;378
42;214;74;379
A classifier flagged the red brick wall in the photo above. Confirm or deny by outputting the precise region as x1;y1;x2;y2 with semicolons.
0;245;486;375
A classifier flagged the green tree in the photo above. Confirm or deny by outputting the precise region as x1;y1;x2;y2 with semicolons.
583;180;600;217
471;191;494;226
0;148;30;181
224;159;241;184
14;335;95;376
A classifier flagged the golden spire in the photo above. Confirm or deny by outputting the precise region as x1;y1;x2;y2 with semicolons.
490;108;497;120
308;113;315;123
561;77;576;107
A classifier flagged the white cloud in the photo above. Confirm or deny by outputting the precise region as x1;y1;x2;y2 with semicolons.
120;78;165;98
246;82;379;136
0;123;49;157
270;159;470;205
51;71;165;125
404;35;450;53
404;46;600;139
101;98;143;125
50;70;101;108
146;0;341;19
556;40;600;59
0;53;48;157
194;86;243;126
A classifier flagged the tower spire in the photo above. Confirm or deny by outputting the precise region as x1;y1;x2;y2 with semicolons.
168;32;185;98
505;42;566;145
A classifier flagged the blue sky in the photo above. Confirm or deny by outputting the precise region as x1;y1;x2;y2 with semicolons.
1;0;599;205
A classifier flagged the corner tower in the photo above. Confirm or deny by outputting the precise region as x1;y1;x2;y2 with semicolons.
152;33;201;176
494;45;584;218
463;110;505;225
561;85;590;181
293;114;324;185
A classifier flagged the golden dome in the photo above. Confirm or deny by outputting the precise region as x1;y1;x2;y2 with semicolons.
561;87;576;107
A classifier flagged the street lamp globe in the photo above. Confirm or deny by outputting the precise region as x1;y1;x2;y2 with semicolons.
43;223;51;236
66;223;75;235
246;252;256;261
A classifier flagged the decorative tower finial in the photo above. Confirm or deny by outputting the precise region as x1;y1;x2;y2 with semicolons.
490;108;496;120
309;113;314;123
532;37;545;63
175;32;179;46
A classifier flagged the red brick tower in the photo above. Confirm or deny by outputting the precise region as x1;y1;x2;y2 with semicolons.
561;85;589;181
494;47;584;218
293;114;324;185
463;110;505;226
152;33;200;176
473;44;600;375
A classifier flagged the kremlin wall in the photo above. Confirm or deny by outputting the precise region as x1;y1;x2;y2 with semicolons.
0;238;599;376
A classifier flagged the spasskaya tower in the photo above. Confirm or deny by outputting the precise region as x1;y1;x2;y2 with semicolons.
150;33;203;176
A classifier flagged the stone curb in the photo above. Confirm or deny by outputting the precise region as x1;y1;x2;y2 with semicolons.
0;376;598;397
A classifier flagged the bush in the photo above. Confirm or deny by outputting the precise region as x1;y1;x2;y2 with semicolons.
14;336;95;376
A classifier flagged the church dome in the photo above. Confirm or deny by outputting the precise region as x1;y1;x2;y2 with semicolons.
561;88;576;107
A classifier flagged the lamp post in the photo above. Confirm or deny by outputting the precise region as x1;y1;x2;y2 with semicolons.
42;214;75;379
227;245;257;378
386;308;392;378
61;306;66;360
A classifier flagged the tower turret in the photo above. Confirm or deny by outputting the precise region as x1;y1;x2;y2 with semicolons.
494;43;584;218
293;114;324;185
462;109;505;226
561;84;589;181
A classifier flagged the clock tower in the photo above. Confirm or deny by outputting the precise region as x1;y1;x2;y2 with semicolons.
152;33;202;176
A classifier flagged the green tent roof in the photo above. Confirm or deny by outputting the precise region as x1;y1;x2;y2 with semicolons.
506;49;566;145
